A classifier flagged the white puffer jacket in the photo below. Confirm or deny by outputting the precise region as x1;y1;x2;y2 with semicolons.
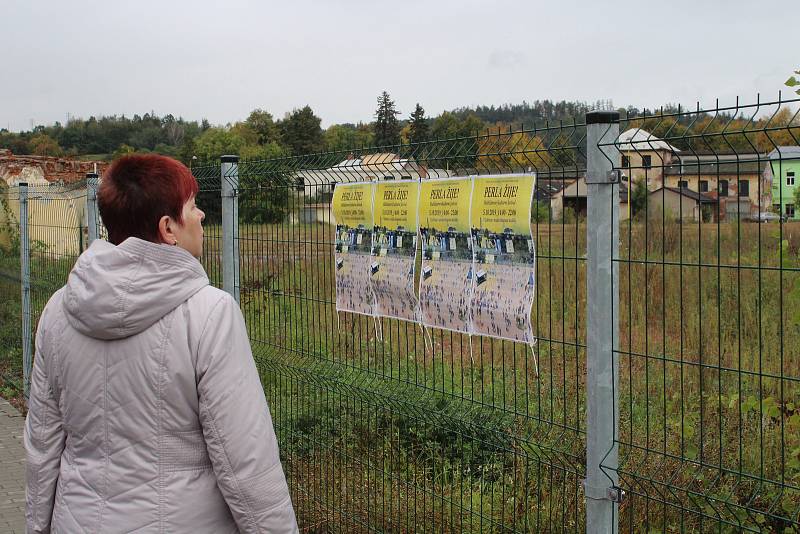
24;238;298;533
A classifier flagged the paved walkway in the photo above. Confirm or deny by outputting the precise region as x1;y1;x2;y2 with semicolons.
0;398;25;533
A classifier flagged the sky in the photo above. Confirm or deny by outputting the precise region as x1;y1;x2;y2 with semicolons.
1;0;798;132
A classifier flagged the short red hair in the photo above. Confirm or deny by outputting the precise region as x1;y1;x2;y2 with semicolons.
98;154;199;245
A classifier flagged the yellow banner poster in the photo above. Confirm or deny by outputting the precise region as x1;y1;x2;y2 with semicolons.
371;181;420;322
470;174;536;343
418;177;474;333
332;182;376;316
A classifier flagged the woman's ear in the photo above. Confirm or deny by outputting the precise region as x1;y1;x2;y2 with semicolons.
158;215;176;245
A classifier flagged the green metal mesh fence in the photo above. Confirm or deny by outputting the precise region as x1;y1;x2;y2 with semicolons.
1;94;798;532
601;97;800;533
232;120;589;531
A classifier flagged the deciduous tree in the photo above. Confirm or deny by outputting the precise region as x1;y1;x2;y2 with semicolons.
29;134;63;157
245;109;281;146
430;112;485;139
192;128;245;161
476;127;552;171
324;124;374;152
280;106;324;155
753;108;800;152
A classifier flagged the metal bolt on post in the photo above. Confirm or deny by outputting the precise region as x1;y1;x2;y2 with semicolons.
19;183;32;400
584;111;621;534
86;172;100;246
221;155;240;303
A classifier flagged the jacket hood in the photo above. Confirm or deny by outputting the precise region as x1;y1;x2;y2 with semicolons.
63;238;210;340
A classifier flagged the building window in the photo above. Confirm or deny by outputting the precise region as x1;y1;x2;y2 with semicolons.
642;155;652;169
699;180;708;193
788;171;796;186
787;204;796;218
738;179;749;197
678;180;689;189
719;180;729;197
622;155;630;168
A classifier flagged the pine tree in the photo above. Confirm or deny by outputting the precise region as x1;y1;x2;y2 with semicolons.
408;103;429;145
373;91;401;147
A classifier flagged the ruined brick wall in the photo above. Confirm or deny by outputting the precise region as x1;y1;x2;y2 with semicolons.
0;150;109;186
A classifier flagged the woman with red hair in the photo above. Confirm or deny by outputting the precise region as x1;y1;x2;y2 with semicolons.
24;154;297;533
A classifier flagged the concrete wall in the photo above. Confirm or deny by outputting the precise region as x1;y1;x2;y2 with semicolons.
648;189;700;222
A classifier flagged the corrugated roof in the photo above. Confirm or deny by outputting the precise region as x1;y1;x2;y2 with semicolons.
665;161;767;175
767;146;800;160
650;186;717;203
617;129;681;154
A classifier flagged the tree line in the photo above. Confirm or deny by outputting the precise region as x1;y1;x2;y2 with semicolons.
1;92;798;167
0;92;482;164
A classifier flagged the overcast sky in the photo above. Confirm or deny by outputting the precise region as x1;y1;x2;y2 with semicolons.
2;0;797;132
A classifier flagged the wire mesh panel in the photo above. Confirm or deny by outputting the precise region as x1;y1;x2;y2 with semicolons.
236;123;589;532
20;182;88;337
600;96;800;532
0;186;24;398
194;162;224;289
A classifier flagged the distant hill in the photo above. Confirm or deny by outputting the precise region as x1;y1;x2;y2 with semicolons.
448;100;592;127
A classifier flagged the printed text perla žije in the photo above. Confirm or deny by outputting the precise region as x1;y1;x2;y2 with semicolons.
383;189;409;201
430;187;460;200
341;191;364;201
483;185;519;198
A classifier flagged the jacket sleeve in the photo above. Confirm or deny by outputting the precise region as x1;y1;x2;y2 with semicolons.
196;294;298;534
24;309;66;534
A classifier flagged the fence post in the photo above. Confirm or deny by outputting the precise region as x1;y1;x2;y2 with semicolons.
221;155;240;303
86;172;100;246
19;183;32;401
585;110;621;534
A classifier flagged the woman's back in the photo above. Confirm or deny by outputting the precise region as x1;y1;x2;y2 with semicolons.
25;238;297;533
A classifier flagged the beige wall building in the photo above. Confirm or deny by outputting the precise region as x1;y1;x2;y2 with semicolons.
662;155;770;219
617;131;772;220
618;129;681;190
2;185;87;257
647;187;719;223
550;177;631;221
0;151;105;255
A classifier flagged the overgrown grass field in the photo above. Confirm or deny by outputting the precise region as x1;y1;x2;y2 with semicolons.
2;218;797;532
229;219;800;532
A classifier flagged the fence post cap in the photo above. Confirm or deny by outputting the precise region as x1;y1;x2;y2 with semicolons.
220;155;240;163
586;110;620;125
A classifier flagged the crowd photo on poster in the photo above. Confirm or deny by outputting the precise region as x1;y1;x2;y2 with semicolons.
331;174;536;344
